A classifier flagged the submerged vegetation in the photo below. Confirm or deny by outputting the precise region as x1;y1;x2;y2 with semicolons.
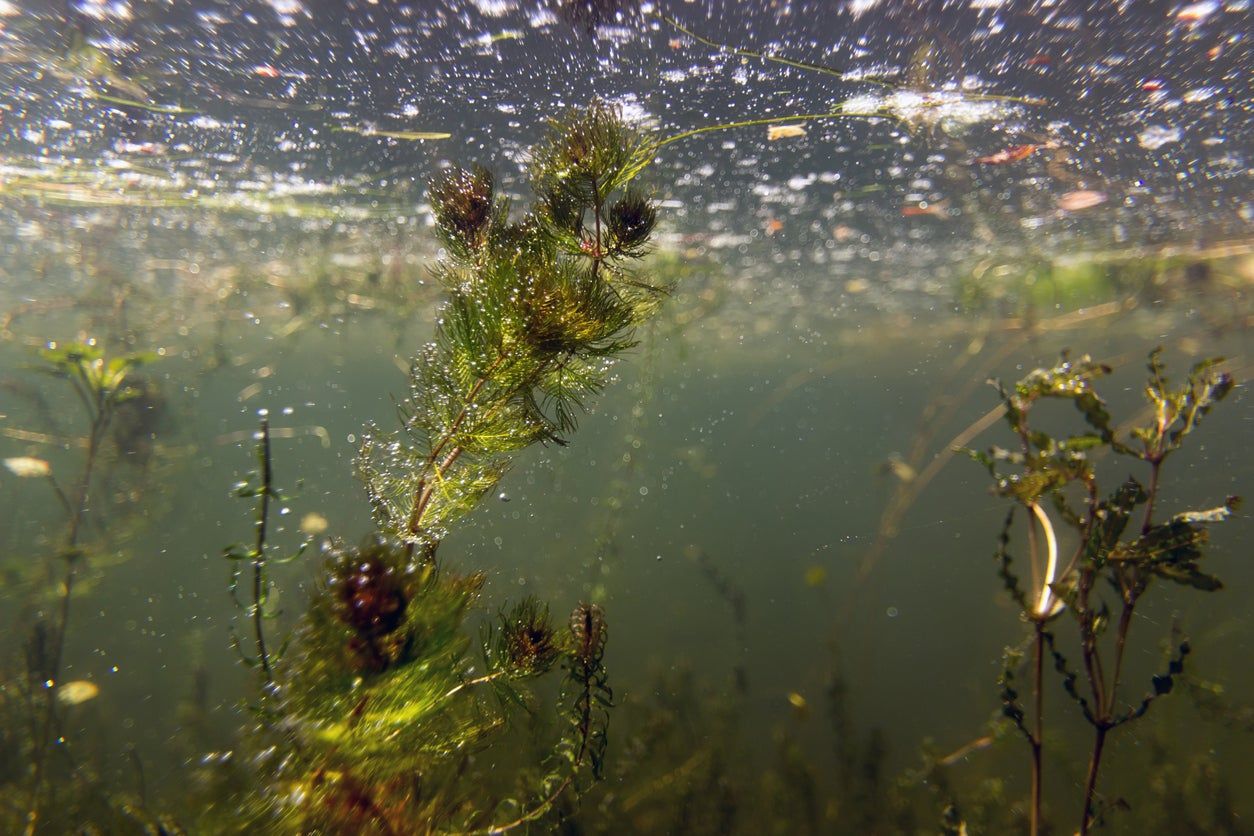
0;114;1248;834
3;341;159;833
968;351;1238;835
210;100;663;833
0;3;1250;832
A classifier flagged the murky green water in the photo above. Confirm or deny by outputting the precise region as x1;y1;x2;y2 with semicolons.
1;1;1251;833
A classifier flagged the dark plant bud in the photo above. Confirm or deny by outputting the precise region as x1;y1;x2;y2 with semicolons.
430;165;494;251
569;602;607;667
502;598;559;676
607;190;656;251
327;537;410;639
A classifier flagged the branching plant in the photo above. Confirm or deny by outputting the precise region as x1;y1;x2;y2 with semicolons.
222;101;667;834
357;102;662;560
969;350;1238;834
19;341;155;835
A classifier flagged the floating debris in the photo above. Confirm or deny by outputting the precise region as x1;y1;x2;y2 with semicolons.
1176;1;1218;22
901;199;950;218
300;512;329;536
336;125;452;141
803;565;828;588
56;680;100;706
841;89;1017;131
4;456;51;478
974;144;1042;165
1139;125;1182;150
1056;190;1107;212
767;124;807;141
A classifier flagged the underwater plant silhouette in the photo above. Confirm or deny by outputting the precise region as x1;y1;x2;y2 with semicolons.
968;350;1237;835
20;341;156;835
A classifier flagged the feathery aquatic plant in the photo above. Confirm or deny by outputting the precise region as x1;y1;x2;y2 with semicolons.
226;101;665;834
356;101;661;560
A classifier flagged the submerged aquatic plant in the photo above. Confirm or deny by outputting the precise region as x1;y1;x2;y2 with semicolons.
357;101;662;561
968;349;1238;835
17;340;156;834
221;100;666;833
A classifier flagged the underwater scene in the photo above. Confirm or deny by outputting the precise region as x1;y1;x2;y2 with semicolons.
0;0;1251;833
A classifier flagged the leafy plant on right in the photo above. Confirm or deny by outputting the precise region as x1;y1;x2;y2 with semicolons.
968;349;1238;835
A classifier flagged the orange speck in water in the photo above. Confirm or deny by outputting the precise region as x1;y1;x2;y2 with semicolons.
1056;190;1107;212
901;200;950;219
975;144;1040;165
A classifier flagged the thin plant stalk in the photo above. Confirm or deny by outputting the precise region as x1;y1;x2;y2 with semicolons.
1030;621;1044;836
1024;502;1063;836
252;417;275;684
25;373;113;836
402;354;508;556
1077;493;1153;834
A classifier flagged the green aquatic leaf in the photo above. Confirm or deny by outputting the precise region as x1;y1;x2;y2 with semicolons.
1108;497;1237;592
223;544;257;561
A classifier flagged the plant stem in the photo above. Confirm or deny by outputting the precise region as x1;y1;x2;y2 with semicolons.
403;355;506;553
1078;448;1156;834
1078;598;1135;833
1079;725;1108;835
25;390;110;836
1108;600;1135;712
253;418;275;684
1030;622;1044;836
1141;458;1162;535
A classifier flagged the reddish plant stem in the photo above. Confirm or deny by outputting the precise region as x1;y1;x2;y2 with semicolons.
1080;453;1158;833
1141;458;1162;536
402;355;506;556
1030;621;1044;836
1079;725;1108;836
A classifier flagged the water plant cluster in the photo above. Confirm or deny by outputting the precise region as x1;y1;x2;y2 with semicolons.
211;100;664;833
969;350;1238;835
0;95;1248;835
